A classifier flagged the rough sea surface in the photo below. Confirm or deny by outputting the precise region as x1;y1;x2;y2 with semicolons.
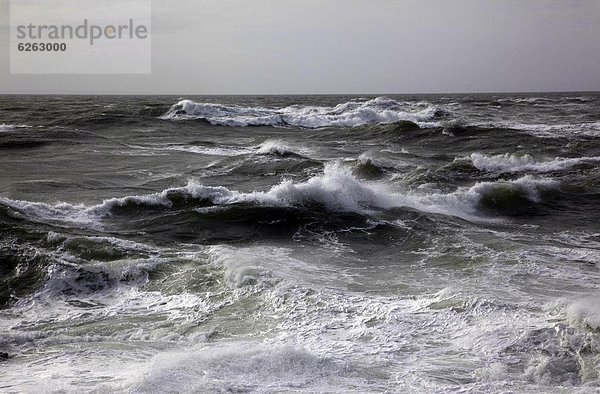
1;94;599;393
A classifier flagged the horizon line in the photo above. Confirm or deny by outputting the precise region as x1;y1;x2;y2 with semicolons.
1;90;599;96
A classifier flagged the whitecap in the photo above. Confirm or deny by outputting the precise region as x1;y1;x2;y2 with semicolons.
160;97;446;129
0;164;561;226
470;153;600;173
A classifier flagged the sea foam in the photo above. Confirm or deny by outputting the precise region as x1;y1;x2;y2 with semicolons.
161;97;445;128
471;153;600;173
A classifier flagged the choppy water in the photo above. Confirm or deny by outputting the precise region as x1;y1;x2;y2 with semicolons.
1;94;600;393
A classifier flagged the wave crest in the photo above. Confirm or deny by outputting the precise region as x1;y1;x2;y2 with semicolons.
0;164;562;228
470;153;600;173
161;97;446;128
0;123;32;132
255;140;301;157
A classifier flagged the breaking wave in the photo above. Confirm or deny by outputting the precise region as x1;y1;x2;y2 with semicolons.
130;342;361;393
160;97;447;128
470;153;600;173
0;164;561;227
473;121;600;138
255;140;303;157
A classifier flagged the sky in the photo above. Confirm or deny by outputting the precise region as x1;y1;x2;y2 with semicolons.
1;0;599;94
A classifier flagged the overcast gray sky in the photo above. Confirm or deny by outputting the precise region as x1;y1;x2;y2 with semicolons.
1;0;599;94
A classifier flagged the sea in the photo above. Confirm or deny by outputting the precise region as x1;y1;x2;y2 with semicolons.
1;93;599;393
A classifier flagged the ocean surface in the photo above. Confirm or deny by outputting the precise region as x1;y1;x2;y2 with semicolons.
1;93;599;393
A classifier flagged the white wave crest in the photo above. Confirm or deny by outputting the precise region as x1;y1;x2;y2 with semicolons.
566;298;600;330
129;342;358;393
0;196;95;227
465;175;559;204
160;97;445;128
470;153;600;173
256;140;298;156
474;121;600;138
0;123;32;132
0;123;15;131
0;164;561;226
